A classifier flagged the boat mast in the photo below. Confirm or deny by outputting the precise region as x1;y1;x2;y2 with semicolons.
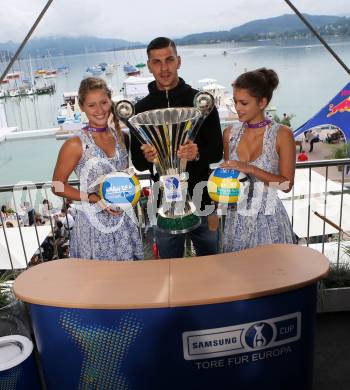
0;0;54;83
284;0;350;76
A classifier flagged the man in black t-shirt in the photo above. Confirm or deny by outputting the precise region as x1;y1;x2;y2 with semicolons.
130;37;223;259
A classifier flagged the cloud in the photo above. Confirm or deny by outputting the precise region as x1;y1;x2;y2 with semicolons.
0;0;349;43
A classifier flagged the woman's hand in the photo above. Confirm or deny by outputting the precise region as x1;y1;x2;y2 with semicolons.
104;206;123;217
88;193;122;216
141;144;158;163
220;160;253;174
87;193;101;204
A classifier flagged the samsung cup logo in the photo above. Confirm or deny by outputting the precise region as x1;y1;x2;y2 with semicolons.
245;322;273;349
183;313;301;360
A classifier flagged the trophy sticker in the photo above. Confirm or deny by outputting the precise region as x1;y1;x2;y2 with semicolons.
99;172;140;209
162;175;183;203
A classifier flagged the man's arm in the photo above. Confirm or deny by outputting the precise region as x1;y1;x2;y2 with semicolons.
195;106;223;165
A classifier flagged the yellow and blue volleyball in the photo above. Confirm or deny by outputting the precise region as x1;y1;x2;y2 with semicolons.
99;172;140;208
208;168;242;204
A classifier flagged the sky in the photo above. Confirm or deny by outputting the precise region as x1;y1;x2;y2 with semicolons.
1;0;350;43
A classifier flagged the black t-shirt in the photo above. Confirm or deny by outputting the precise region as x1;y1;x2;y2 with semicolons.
130;78;223;210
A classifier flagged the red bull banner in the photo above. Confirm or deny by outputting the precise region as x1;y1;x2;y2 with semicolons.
294;82;350;140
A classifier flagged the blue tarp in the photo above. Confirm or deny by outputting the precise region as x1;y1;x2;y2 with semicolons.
293;81;350;140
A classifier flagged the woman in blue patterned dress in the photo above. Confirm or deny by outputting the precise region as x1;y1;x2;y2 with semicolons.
221;68;296;252
52;77;143;260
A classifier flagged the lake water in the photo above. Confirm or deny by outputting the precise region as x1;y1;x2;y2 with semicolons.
0;38;349;192
2;39;350;130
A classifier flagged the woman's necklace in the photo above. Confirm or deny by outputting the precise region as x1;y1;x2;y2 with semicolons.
83;125;108;132
245;118;272;129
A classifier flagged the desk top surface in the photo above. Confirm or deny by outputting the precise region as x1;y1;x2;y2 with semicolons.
13;244;329;309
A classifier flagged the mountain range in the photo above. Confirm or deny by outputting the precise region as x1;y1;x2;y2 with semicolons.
0;36;143;59
175;14;350;45
0;13;349;58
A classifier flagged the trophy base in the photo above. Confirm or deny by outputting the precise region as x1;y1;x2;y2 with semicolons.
157;213;201;235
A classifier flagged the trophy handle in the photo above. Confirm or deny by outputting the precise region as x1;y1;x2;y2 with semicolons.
114;101;165;175
188;91;215;142
114;100;145;145
178;92;215;172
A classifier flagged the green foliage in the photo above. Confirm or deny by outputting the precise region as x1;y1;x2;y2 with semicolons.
0;271;15;308
273;113;295;126
322;261;350;288
273;114;281;123
343;243;350;258
334;144;348;159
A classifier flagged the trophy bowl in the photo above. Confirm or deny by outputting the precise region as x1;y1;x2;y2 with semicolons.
129;107;202;234
115;92;214;234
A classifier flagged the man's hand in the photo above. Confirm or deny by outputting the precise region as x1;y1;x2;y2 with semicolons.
141;144;158;163
177;141;199;161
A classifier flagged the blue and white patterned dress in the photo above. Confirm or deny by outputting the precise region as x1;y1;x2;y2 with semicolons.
69;129;144;260
223;121;296;252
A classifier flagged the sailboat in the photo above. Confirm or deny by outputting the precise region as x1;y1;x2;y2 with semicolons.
123;62;140;76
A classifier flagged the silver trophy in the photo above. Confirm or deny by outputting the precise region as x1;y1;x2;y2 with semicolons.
115;92;214;234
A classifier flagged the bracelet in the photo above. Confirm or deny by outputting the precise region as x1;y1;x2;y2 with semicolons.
194;152;200;162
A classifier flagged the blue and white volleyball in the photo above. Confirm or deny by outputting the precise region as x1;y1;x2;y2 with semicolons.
207;168;247;204
99;172;140;208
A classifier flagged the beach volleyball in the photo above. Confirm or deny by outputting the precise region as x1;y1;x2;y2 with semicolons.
99;171;140;208
208;168;247;204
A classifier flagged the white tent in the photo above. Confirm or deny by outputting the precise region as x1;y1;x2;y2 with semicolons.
217;106;237;121
0;225;51;269
122;76;154;99
278;169;343;199
0;102;8;128
282;194;350;238
202;83;226;91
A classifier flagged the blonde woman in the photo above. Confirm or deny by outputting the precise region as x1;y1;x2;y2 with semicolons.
52;77;143;260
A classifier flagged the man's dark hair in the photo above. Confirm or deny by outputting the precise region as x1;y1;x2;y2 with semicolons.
147;37;177;57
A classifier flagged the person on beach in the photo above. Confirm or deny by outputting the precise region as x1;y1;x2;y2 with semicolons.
305;130;320;153
52;77;143;260
221;68;296;252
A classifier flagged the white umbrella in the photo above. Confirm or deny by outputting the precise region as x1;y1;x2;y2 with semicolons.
65;103;74;120
198;78;217;84
202;83;226;91
73;97;80;114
